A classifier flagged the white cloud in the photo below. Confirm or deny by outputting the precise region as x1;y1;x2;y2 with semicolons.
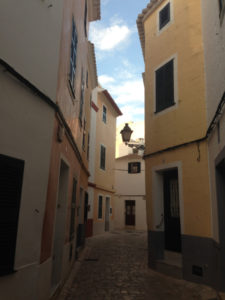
98;75;115;85
108;79;144;105
90;19;131;51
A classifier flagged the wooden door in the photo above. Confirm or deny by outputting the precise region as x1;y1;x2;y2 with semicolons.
163;170;181;252
125;200;135;226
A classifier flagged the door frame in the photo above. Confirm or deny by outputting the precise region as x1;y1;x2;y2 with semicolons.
51;158;69;291
105;196;110;231
125;200;136;226
152;162;184;240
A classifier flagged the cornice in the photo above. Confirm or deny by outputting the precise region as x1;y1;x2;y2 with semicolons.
136;0;165;59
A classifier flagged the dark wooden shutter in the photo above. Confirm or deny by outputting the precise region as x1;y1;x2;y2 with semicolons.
156;59;174;112
100;146;106;170
98;196;103;219
0;154;24;276
159;3;170;29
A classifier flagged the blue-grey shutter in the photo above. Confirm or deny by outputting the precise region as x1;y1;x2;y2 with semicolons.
0;154;24;276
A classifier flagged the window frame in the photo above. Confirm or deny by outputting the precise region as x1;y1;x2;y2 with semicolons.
219;0;225;22
157;0;173;35
154;54;178;115
102;105;107;124
98;195;103;219
128;162;141;174
100;144;106;171
69;17;78;96
69;178;77;242
79;69;85;126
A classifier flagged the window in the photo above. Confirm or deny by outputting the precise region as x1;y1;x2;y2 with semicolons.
84;0;88;37
98;195;103;219
86;71;88;88
69;18;78;92
79;70;85;124
0;154;24;276
159;2;170;30
100;145;106;170
82;119;86;151
69;179;77;241
219;0;225;20
102;105;107;123
87;133;90;160
128;162;141;174
155;59;174;113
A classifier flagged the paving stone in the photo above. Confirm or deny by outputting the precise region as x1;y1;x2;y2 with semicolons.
56;230;219;300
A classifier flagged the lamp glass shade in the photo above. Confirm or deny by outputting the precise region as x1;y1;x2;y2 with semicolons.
120;123;133;143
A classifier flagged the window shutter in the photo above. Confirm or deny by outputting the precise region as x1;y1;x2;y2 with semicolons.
159;3;170;29
156;59;174;112
0;154;24;276
100;146;106;170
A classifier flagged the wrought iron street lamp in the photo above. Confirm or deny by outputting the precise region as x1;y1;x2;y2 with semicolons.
120;123;133;144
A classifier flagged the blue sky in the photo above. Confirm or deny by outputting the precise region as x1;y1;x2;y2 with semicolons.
90;0;150;125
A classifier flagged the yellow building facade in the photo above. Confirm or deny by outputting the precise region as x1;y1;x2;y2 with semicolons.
87;87;122;236
137;0;214;286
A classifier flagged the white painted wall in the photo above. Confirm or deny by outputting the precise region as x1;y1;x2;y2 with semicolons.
0;0;64;100
114;155;147;230
115;155;145;196
201;0;225;242
0;65;54;300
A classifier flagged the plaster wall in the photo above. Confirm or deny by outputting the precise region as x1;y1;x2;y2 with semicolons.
0;0;63;100
56;0;92;164
201;0;225;243
114;196;147;231
115;156;145;196
93;188;114;235
94;91;117;192
144;0;207;154
145;141;211;238
0;65;54;299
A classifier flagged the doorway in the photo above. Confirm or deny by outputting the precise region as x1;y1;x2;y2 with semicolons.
51;160;69;291
163;169;181;252
125;200;135;226
105;197;110;231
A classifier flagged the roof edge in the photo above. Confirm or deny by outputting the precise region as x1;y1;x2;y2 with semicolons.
102;89;123;116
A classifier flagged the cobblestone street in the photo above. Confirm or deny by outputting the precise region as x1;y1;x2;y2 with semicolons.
56;230;220;300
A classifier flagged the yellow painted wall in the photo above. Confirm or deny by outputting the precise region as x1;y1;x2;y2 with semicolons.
145;141;211;238
93;189;114;223
95;91;117;192
144;0;207;154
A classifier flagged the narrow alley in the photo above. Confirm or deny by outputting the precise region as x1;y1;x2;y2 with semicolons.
56;231;217;300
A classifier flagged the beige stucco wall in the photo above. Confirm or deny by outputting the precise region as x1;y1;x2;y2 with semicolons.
0;64;54;300
0;0;64;100
144;0;207;155
114;155;147;231
201;0;225;242
143;0;212;238
145;142;211;238
94;91;117;192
